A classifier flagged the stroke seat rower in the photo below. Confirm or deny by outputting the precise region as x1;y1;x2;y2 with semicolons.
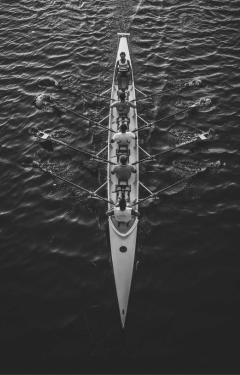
106;198;140;227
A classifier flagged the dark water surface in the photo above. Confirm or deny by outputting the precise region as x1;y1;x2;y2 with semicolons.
1;0;240;373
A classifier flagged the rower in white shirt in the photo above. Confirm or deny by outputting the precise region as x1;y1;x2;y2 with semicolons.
106;198;140;223
111;123;137;145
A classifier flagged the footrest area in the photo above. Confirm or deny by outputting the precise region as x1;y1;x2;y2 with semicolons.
116;145;130;162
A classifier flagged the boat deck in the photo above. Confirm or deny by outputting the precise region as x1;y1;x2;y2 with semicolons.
107;37;139;236
107;34;139;327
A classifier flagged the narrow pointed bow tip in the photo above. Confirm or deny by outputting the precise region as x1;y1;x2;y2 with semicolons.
121;311;126;329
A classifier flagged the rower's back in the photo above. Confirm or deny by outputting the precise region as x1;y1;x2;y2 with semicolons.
112;123;136;146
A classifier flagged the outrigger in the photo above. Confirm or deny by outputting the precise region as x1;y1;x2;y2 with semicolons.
32;33;215;328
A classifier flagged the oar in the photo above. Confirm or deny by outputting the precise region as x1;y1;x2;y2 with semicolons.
79;88;115;101
35;131;117;165
33;161;114;205
58;82;115;101
131;87;178;103
131;168;206;206
132;130;213;165
133;103;198;133
51;99;116;133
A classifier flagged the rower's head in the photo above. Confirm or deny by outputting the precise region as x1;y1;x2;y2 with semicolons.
120;155;128;165
119;123;127;133
119;92;126;101
119;198;127;211
120;51;126;61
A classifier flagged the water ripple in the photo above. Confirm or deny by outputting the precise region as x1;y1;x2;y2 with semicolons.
1;0;240;372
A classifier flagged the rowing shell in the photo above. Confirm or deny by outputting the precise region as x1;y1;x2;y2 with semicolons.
31;33;215;329
107;33;139;328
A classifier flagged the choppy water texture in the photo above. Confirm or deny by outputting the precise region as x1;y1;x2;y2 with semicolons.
1;0;240;373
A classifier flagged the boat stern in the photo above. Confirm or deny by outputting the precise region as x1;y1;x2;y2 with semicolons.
109;217;138;328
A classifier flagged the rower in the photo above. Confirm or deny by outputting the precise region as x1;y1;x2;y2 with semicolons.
111;154;136;200
111;155;136;180
115;51;132;88
111;123;137;145
110;92;136;118
106;198;140;223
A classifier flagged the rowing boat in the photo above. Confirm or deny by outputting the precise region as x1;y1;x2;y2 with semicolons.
32;33;215;329
108;33;139;328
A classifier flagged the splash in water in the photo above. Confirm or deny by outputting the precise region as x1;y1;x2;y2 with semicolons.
196;97;211;107
168;129;196;147
36;77;62;89
182;79;206;89
172;158;222;177
34;94;66;117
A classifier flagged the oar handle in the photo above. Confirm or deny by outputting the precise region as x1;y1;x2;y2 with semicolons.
90;157;116;165
132;123;154;133
88;193;114;205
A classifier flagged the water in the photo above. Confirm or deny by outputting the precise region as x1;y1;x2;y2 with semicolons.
1;0;240;373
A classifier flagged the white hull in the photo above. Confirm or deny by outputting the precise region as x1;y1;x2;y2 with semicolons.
107;34;139;328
